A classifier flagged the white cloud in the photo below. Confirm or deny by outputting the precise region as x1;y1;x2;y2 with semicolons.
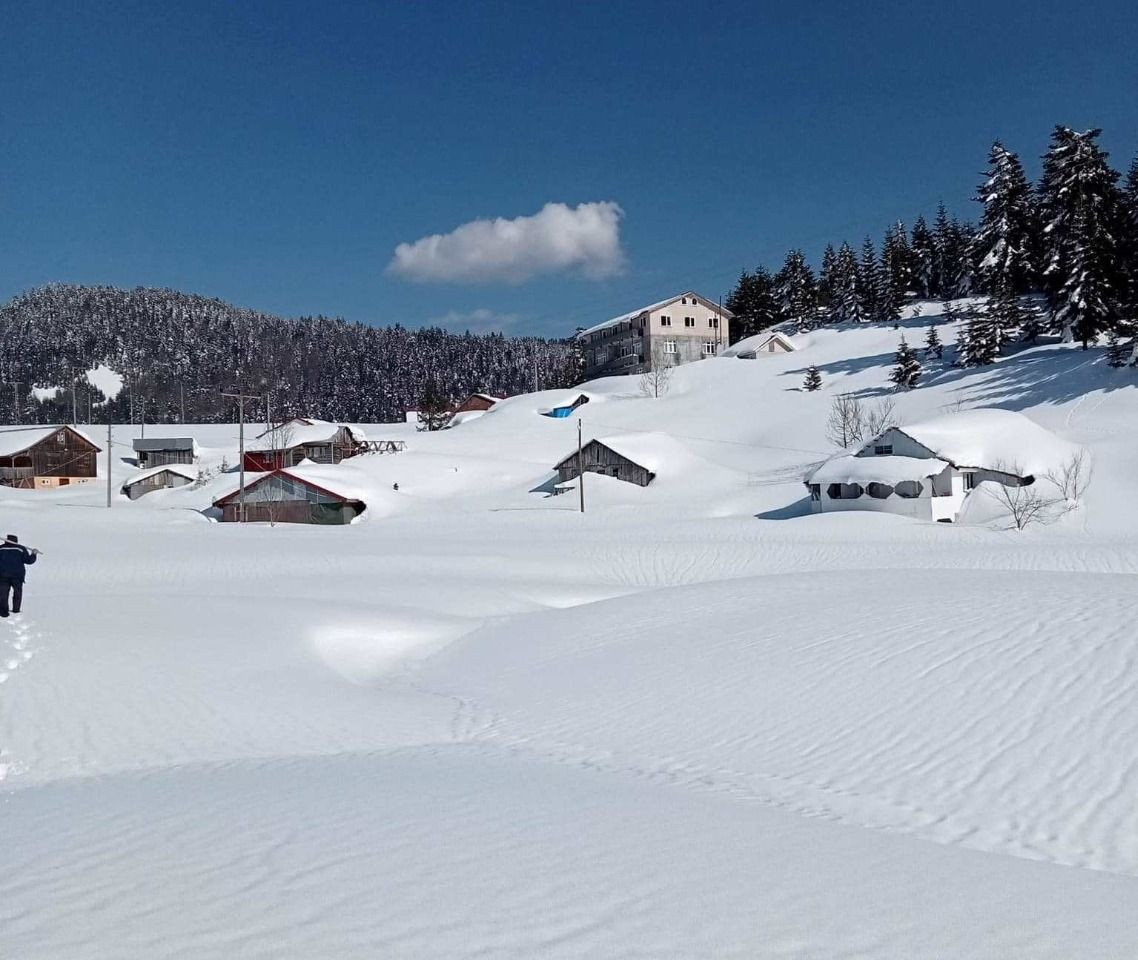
424;308;523;334
387;201;625;284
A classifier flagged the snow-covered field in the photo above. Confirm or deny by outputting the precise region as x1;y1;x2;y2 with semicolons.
5;306;1138;958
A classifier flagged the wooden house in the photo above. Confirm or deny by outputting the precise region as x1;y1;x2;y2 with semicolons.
453;393;503;414
243;421;366;471
122;464;198;500
133;437;196;468
0;425;101;489
212;467;366;525
554;437;657;487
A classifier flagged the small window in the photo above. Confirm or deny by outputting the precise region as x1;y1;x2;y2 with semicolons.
867;482;893;499
895;480;923;498
660;315;672;326
684;317;695;327
964;473;976;491
664;340;677;354
874;444;893;456
709;317;719;328
681;297;688;304
702;341;716;355
809;483;821;501
827;482;863;500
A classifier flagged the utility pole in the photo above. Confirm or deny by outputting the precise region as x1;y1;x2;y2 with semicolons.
222;390;259;523
140;398;145;439
577;418;585;514
106;420;112;508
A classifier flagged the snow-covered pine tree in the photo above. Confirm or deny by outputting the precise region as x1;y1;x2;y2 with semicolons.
831;242;863;323
931;203;952;298
725;267;783;342
1038;126;1124;347
987;279;1028;351
911;215;935;299
963;303;998;366
973;140;1036;295
876;224;908;326
803;365;822;391
924;323;943;359
1121;156;1138;324
890;337;922;390
775;250;818;334
1105;329;1126;368
858;237;880;321
819;244;839;311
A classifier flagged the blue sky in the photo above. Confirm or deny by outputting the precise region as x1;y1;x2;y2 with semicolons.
3;0;1136;338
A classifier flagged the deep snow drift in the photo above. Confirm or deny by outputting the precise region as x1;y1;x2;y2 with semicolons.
5;304;1138;958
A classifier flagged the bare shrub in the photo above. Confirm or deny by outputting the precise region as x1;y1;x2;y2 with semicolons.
1045;450;1092;508
640;342;675;399
826;393;863;449
863;397;899;438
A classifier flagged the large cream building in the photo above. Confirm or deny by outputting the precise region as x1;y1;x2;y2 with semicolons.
577;292;732;379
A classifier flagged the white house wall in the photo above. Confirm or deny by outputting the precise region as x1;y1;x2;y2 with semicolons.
855;427;938;460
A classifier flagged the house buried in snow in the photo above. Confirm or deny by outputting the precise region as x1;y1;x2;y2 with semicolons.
243;420;366;471
132;437;197;468
122;464;198;500
0;425;101;489
542;393;590;419
453;393;503;415
213;466;367;525
554;435;660;487
805;408;1079;522
727;332;797;358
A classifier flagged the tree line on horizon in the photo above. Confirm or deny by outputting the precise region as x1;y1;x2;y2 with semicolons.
0;284;577;426
727;125;1138;368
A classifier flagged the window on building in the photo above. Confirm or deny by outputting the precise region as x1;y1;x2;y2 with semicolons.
866;482;893;499
681;297;688;304
702;341;716;355
809;484;821;501
964;473;976;491
664;340;677;354
827;482;864;499
895;480;923;498
709;317;719;328
660;315;672;326
684;317;695;327
874;444;893;456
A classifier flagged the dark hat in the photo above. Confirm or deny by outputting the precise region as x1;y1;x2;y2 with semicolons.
5;534;18;543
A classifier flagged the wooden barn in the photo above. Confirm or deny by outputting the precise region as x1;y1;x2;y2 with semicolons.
554;437;657;487
0;425;101;489
243;421;366;471
133;437;196;468
453;392;503;414
213;468;366;525
121;464;198;500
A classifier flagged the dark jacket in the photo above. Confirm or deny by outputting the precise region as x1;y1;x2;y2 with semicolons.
0;542;36;583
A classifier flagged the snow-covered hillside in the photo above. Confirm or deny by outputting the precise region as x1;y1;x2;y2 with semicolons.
5;306;1138;958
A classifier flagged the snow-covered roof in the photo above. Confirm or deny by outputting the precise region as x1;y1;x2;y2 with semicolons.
122;463;199;487
879;409;1078;477
246;422;367;453
214;463;372;505
723;331;797;357
807;454;951;486
133;437;195;452
0;425;101;457
577;291;733;338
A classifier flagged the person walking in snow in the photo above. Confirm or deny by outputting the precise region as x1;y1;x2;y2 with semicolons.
0;534;39;618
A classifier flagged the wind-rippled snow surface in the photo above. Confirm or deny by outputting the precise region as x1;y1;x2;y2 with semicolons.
5;310;1138;957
